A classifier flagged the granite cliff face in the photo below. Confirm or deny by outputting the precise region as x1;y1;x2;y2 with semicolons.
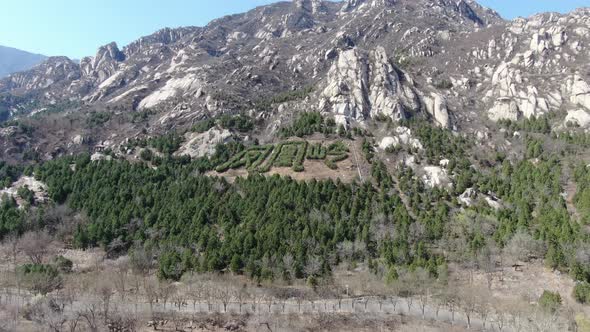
0;0;589;154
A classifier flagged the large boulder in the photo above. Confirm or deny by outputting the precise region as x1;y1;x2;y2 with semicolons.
565;109;590;128
424;93;450;128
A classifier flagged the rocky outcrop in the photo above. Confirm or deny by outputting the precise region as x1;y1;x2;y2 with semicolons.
0;56;80;92
567;75;590;110
458;187;503;209
80;42;125;83
565;109;590;128
486;61;552;121
0;176;48;207
378;126;423;150
422;166;451;189
176;127;233;158
320;47;420;126
424;93;450;128
320;48;369;125
139;72;205;110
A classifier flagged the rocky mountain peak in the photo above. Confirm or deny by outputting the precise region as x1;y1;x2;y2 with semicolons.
80;42;125;84
293;0;326;14
0;56;80;93
96;42;125;63
340;0;395;12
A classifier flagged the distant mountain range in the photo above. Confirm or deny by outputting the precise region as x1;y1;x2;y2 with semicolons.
0;45;46;78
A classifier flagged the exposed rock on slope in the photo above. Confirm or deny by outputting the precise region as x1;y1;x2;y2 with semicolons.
0;0;588;156
319;47;421;125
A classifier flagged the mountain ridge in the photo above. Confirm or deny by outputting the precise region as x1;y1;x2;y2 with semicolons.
0;0;589;163
0;45;46;78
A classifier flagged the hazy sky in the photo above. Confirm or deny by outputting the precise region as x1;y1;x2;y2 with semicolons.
1;0;589;59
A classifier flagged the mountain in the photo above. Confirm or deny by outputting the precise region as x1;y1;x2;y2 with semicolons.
0;0;588;160
2;2;590;330
0;45;46;78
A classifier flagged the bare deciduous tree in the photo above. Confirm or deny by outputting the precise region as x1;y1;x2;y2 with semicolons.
218;287;233;312
113;258;130;301
28;297;67;332
459;286;478;329
172;286;188;311
18;230;54;264
188;281;204;311
159;281;174;310
144;278;159;315
233;285;248;313
94;279;114;324
78;303;101;332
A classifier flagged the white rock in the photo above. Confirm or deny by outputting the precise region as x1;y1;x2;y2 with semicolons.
422;166;450;189
424;93;450;128
0;176;48;207
71;135;84;145
488;98;520;122
91;153;112;162
379;137;397;150
484;196;503;210
175;127;233;158
139;73;202;109
565;109;590;128
570;76;590;110
321;47;419;125
459;188;477;206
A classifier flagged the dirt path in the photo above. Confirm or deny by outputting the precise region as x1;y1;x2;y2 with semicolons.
349;141;364;182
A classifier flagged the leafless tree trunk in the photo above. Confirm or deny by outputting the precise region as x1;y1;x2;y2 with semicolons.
173;290;187;311
113;260;129;301
94;280;114;324
144;279;159;315
405;296;413;313
234;287;247;313
219;287;232;312
67;314;80;332
265;294;274;313
476;300;490;329
389;296;399;313
79;304;100;332
188;282;203;312
159;282;174;310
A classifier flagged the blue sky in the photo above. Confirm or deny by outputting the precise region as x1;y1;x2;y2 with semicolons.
0;0;588;59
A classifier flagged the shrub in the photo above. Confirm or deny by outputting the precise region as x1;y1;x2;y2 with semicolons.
327;140;349;155
275;144;298;167
17;186;35;204
191;118;216;133
330;154;348;163
140;149;153;161
250;146;274;170
538;290;562;313
434;79;453;89
325;159;337;170
18;264;62;295
307;143;326;159
574;282;590;304
52;255;73;273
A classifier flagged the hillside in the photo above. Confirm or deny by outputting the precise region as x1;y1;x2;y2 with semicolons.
1;1;590;331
